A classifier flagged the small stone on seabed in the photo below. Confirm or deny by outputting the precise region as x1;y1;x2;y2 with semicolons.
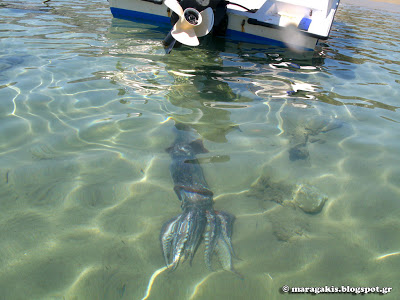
292;184;327;213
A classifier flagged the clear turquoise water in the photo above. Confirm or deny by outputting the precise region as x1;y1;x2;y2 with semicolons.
1;0;399;299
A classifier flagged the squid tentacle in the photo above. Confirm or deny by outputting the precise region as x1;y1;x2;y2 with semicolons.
160;207;238;273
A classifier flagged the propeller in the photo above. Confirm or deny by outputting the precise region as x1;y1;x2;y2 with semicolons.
164;0;214;47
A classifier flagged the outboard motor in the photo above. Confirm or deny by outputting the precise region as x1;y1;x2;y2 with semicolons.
163;0;228;53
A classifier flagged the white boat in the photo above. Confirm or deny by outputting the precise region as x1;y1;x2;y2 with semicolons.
109;0;340;52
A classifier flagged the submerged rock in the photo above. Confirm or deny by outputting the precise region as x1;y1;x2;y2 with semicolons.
288;116;344;161
288;143;309;161
247;172;328;215
268;206;309;241
247;174;293;206
292;184;328;213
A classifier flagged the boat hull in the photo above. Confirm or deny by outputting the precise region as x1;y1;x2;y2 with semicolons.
109;0;339;51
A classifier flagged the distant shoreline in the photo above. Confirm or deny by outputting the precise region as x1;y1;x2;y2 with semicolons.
341;0;400;12
371;0;400;4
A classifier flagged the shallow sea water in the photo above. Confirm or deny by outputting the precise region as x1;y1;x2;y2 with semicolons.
1;0;400;299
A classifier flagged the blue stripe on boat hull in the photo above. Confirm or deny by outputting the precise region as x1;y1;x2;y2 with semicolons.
225;29;286;48
110;7;170;24
225;29;314;51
